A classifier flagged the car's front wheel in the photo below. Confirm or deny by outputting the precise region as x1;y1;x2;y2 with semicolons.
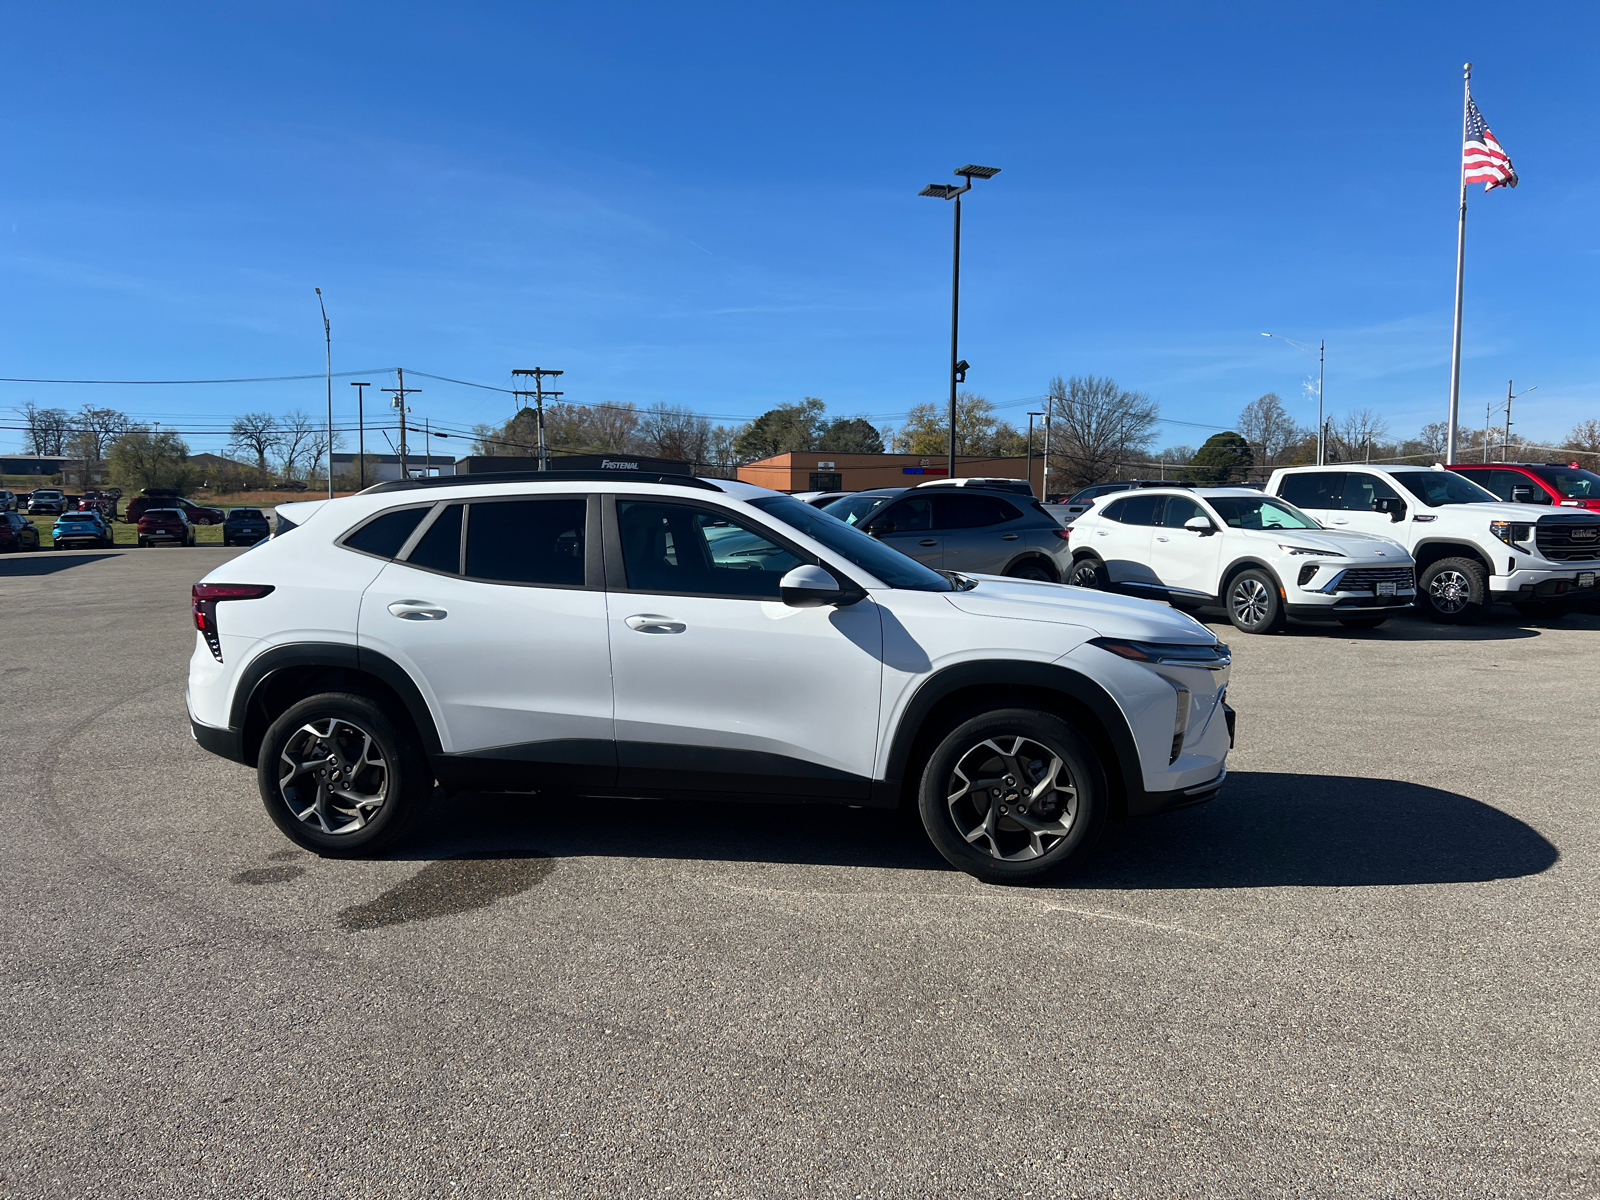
917;708;1106;884
1225;568;1286;634
1068;556;1107;589
257;692;433;858
1419;557;1488;624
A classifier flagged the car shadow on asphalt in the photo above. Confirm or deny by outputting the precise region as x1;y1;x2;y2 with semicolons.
1192;608;1600;641
0;552;123;576
392;770;1557;891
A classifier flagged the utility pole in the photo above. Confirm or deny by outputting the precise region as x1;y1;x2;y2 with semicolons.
382;368;421;479
424;418;432;475
512;368;563;470
350;382;371;488
1041;408;1052;500
1503;380;1536;460
1025;411;1044;500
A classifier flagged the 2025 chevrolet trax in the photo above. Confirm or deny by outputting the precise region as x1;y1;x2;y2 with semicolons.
187;471;1234;884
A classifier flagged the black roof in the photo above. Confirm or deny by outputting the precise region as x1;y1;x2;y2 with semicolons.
362;469;724;495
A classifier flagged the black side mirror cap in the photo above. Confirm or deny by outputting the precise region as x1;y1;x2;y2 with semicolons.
1373;497;1406;522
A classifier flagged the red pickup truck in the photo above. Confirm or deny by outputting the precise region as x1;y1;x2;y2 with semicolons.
1447;462;1600;512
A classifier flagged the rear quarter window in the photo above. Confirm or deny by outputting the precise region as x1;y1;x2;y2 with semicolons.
343;507;430;559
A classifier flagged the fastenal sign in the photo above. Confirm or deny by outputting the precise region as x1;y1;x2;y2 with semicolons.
600;459;641;470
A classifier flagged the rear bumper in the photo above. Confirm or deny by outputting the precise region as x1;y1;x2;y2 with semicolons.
190;717;248;765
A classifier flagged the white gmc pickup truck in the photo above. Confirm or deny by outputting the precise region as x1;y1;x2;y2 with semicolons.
1266;463;1600;621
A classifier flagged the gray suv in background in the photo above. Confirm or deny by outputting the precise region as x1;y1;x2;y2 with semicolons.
820;484;1072;581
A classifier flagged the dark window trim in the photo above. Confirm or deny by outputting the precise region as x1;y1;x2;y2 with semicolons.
601;493;862;601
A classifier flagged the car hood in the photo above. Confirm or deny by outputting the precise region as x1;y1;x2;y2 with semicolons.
945;575;1218;643
1244;527;1408;556
1415;500;1591;524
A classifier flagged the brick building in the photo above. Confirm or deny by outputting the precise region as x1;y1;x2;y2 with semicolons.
736;451;1040;495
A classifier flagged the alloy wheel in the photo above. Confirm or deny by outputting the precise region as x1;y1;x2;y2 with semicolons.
1231;577;1270;626
1069;562;1101;588
945;736;1078;861
277;717;390;835
1428;570;1471;615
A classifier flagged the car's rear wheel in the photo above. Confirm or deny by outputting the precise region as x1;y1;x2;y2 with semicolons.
258;692;432;858
917;708;1106;885
1005;559;1056;583
1338;616;1388;629
1225;568;1286;634
1068;556;1107;589
1419;557;1488;624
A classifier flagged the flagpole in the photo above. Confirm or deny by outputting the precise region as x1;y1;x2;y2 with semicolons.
1445;62;1472;466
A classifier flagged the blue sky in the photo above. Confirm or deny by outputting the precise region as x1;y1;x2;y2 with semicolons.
1;2;1595;457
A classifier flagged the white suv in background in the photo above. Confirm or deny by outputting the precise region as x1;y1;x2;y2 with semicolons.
1065;487;1416;633
186;471;1235;885
1268;464;1600;621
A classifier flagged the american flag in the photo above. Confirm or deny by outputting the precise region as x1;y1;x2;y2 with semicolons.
1463;96;1517;191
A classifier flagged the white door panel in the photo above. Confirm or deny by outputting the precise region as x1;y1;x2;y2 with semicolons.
358;560;613;756
1151;528;1223;594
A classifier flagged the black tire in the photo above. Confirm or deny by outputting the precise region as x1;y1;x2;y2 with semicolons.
1512;599;1572;621
1068;556;1107;590
1419;556;1489;624
257;692;432;858
1005;559;1056;583
917;707;1107;885
1225;567;1286;634
136;538;146;548
1338;616;1389;630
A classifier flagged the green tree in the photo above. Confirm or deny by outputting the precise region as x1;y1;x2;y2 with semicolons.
107;427;195;491
733;398;828;461
817;416;884;454
891;392;1017;456
1182;431;1254;486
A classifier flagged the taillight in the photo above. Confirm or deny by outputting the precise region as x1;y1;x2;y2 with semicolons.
192;583;274;662
1052;527;1071;540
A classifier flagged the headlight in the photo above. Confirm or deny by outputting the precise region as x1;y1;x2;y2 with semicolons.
1490;521;1533;547
1088;638;1231;669
1278;544;1344;556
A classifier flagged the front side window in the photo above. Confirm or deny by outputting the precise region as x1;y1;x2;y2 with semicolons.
1206;496;1320;530
1277;472;1345;510
936;493;1020;529
872;496;935;532
1159;496;1206;527
465;498;586;586
618;500;803;599
405;503;464;574
1339;472;1401;511
749;495;953;591
1394;470;1498;507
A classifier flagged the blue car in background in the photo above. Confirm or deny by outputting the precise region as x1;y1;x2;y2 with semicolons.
51;510;113;550
222;507;272;547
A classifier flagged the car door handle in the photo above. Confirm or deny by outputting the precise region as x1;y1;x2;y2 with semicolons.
1332;519;1349;525
624;614;686;634
1155;536;1169;542
1000;533;1018;540
919;538;938;546
1096;531;1109;537
388;600;448;621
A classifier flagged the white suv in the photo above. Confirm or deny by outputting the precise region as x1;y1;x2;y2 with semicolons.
1268;464;1600;621
186;471;1235;884
1065;487;1416;633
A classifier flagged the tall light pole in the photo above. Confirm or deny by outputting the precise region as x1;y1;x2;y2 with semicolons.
316;289;332;498
920;164;1000;479
1262;332;1326;465
350;382;371;488
1026;411;1044;499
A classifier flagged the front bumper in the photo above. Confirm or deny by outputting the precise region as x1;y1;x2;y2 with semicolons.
1285;598;1414;620
1494;565;1599;599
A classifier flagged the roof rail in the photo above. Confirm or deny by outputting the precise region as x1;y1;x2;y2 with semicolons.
361;470;724;495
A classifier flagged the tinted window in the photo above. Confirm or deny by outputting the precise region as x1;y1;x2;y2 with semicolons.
1159;496;1205;527
405;504;463;573
749;496;953;592
1117;494;1162;526
465;499;586;586
874;496;934;532
936;493;1020;529
618;501;803;599
229;508;263;519
821;492;899;526
346;507;429;559
1101;498;1127;522
1469;469;1520;502
1393;471;1497;507
1339;472;1400;511
1533;467;1600;499
1207;496;1320;530
1278;472;1344;509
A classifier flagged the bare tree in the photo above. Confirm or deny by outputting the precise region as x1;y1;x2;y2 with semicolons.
230;412;281;476
1566;419;1600;457
1045;375;1161;491
277;410;319;479
1328;409;1391;463
20;401;71;456
638;403;712;462
70;406;131;464
1236;393;1304;478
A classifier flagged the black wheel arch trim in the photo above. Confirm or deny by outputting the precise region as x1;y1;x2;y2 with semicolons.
876;659;1151;819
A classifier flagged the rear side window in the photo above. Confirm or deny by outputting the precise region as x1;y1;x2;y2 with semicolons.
465;499;587;586
344;507;429;559
406;504;464;574
1278;472;1344;509
1111;494;1161;525
935;493;1021;529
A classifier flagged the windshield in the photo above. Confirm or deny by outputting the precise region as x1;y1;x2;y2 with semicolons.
1535;467;1600;499
1206;496;1321;530
1394;470;1498;507
749;495;953;591
820;492;898;527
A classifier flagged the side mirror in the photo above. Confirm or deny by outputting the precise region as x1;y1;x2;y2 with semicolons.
864;520;894;538
1510;485;1551;505
1183;516;1216;535
779;564;860;608
1373;497;1406;522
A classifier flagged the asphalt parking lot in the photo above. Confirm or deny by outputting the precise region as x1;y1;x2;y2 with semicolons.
3;547;1596;1199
